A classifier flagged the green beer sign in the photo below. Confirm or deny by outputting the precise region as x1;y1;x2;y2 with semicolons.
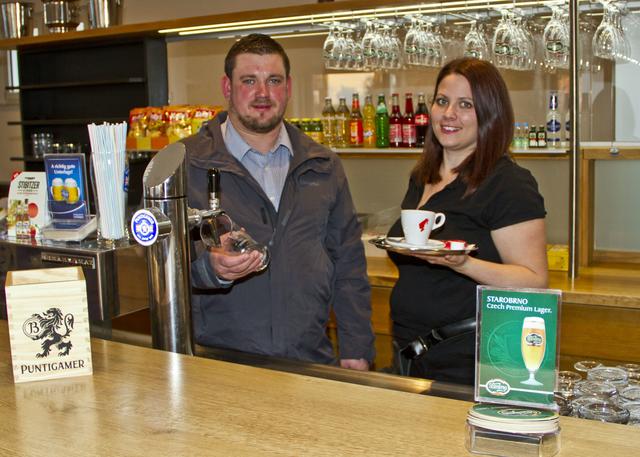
475;286;562;409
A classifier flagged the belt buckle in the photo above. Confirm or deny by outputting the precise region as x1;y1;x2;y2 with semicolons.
400;337;426;360
400;336;430;360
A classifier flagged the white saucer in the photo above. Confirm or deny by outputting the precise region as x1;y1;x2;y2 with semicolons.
385;237;445;250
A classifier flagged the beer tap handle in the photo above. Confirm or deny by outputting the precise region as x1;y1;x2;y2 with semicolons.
208;168;220;211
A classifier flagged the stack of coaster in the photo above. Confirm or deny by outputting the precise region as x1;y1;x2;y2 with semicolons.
467;404;560;434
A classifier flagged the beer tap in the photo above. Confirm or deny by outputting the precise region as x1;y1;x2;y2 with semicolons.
186;168;225;229
130;142;224;355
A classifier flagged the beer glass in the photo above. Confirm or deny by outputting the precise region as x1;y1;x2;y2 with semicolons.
573;379;617;400
619;386;640;405
557;370;582;399
574;360;602;374
521;316;546;386
200;213;270;272
618;363;640;384
578;401;630;424
587;366;629;388
625;402;640;423
570;396;600;417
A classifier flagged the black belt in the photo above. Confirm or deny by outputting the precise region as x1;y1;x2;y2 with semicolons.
399;317;476;360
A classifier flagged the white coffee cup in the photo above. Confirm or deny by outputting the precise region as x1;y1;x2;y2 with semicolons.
401;209;446;245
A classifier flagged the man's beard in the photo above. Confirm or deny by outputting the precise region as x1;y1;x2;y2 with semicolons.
230;97;286;134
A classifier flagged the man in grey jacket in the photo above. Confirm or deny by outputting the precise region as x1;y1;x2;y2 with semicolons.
184;34;375;370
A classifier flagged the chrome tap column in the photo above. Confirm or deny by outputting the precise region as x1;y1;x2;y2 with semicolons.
132;143;224;354
136;142;193;354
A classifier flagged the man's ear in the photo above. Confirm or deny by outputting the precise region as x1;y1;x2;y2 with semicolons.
221;75;231;100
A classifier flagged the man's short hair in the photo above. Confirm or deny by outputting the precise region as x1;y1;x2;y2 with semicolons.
224;34;291;79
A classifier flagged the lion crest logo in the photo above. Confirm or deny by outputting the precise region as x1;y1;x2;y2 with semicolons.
22;308;74;358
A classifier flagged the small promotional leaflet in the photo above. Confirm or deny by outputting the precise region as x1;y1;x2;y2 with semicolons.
41;154;97;241
475;286;562;409
44;153;89;221
7;171;49;239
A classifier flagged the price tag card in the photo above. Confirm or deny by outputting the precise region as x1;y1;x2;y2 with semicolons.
475;286;562;410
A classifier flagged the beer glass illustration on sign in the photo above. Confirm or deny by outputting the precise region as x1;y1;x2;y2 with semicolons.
51;178;64;202
64;178;79;204
521;316;546;386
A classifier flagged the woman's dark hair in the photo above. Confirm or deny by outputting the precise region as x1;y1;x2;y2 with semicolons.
412;57;514;195
224;33;291;79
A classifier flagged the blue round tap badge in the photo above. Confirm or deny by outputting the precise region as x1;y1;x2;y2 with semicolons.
131;209;159;246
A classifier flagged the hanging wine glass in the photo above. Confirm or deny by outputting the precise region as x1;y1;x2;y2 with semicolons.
493;10;512;68
464;21;489;60
428;24;445;67
322;25;338;69
390;26;403;69
341;29;355;69
543;6;569;69
333;28;347;69
404;18;419;65
352;30;364;71
361;21;377;70
416;20;429;66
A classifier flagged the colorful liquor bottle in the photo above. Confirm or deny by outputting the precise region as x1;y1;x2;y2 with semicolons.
349;93;364;147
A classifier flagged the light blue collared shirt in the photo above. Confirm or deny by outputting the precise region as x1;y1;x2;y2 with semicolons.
221;119;292;211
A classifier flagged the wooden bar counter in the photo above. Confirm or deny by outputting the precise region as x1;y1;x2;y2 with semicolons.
1;323;639;456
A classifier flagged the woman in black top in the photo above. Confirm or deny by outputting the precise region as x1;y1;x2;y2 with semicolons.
387;58;548;385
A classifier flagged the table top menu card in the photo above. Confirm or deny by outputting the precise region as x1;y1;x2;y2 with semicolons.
475;286;562;410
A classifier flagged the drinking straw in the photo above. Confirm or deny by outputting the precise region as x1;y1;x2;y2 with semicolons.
87;122;128;240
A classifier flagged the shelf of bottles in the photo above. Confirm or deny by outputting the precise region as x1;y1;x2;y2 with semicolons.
289;92;430;150
290;90;569;157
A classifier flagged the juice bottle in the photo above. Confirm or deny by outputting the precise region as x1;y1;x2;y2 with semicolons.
321;97;336;147
362;94;376;147
335;97;350;148
349;93;363;147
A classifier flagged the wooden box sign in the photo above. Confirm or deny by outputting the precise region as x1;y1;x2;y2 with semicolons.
5;267;93;383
